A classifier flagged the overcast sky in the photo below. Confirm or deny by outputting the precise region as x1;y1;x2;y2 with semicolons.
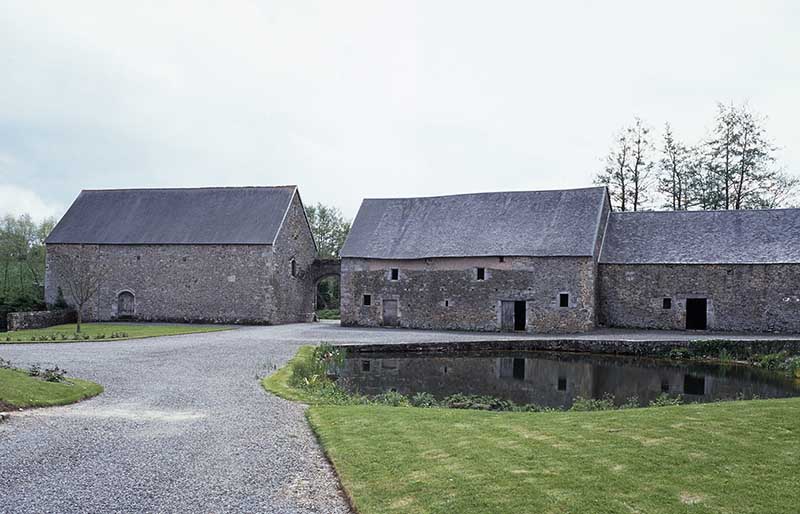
1;1;798;221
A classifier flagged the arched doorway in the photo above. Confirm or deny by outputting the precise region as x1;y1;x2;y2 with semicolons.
315;274;340;320
117;290;135;318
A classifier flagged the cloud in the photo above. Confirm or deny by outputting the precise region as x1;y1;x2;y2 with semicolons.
0;184;61;221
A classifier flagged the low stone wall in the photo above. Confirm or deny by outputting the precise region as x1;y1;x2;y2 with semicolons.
337;338;800;360
7;309;77;331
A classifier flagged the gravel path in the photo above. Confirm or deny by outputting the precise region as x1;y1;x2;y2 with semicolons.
0;324;354;514
1;322;797;513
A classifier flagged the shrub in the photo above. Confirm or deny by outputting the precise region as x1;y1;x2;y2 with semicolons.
28;363;41;376
410;391;438;408
0;357;12;368
316;309;341;320
42;366;67;383
755;352;789;371
669;348;690;360
288;343;345;389
372;391;410;407
649;393;683;407
570;394;616;411
443;393;515;411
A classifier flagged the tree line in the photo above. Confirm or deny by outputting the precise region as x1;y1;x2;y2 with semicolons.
595;103;797;211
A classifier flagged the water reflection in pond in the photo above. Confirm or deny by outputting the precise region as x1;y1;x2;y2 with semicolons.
337;350;800;409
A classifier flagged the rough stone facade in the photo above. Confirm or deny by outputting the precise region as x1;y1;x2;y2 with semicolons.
340;256;597;333
7;309;76;331
599;264;800;333
45;192;317;325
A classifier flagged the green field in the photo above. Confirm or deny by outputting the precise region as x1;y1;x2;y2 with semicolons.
264;347;800;514
1;323;232;343
0;368;103;409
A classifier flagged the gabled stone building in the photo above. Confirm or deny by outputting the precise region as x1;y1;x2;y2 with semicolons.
339;187;611;333
598;209;800;333
45;186;317;324
340;186;800;334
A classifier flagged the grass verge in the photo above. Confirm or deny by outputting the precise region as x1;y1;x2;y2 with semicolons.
1;323;232;343
266;345;800;514
0;367;103;410
261;346;320;403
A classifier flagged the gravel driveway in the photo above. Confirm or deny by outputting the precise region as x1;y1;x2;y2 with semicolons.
0;324;360;513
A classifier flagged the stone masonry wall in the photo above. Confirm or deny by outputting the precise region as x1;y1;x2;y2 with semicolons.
7;309;77;331
599;263;800;333
46;244;276;324
268;190;318;324
341;256;597;333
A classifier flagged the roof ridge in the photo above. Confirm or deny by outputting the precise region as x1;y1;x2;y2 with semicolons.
81;185;297;193
361;186;606;202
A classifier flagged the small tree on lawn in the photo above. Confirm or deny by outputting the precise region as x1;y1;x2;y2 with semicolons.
50;246;109;333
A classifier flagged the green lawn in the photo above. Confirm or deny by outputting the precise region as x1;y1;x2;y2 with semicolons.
0;367;103;409
1;323;233;343
264;347;800;514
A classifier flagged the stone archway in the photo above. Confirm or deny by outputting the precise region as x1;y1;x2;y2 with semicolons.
308;259;341;320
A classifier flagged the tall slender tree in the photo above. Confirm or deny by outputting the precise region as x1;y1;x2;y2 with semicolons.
626;118;654;211
657;124;690;210
594;129;631;211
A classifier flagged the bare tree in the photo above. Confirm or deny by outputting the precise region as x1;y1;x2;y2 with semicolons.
626;118;654;211
594;129;631;211
657;124;691;210
49;246;108;333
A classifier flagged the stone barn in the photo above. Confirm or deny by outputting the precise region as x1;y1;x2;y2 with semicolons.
598;209;800;333
339;187;611;333
45;186;318;324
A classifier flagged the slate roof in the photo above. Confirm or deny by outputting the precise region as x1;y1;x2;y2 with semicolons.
340;187;608;259
46;186;297;245
599;208;800;264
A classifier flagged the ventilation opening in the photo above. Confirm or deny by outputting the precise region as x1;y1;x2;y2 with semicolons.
444;299;450;307
663;298;672;309
684;374;705;395
390;268;399;280
559;293;569;308
512;358;525;380
363;294;372;306
514;301;526;331
290;258;297;277
476;267;485;280
557;376;567;391
686;298;708;330
361;360;371;372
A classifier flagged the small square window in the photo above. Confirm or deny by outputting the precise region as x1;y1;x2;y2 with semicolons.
557;377;567;391
363;294;372;306
476;267;485;280
559;293;569;308
499;256;505;263
390;268;399;280
361;360;371;372
662;298;672;309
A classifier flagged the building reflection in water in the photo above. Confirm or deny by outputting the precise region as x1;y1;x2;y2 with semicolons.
338;351;800;408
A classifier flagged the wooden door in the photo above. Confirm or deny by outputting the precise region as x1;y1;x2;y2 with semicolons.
382;299;399;327
500;301;515;331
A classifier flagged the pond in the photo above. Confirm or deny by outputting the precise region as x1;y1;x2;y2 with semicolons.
337;350;800;409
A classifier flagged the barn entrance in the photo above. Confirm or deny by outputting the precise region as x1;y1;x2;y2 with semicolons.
686;298;708;330
382;299;400;327
501;301;527;332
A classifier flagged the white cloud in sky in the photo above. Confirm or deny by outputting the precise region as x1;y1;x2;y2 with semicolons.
0;1;798;219
0;184;59;221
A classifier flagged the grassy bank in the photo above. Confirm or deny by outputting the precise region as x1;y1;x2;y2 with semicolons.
1;323;232;343
264;346;800;514
308;399;800;513
0;367;103;410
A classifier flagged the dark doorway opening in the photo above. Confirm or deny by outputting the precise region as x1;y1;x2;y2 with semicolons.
315;275;340;320
686;298;708;330
512;358;525;380
514;301;526;331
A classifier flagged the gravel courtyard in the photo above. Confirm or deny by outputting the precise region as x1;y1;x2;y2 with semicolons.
2;322;798;513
